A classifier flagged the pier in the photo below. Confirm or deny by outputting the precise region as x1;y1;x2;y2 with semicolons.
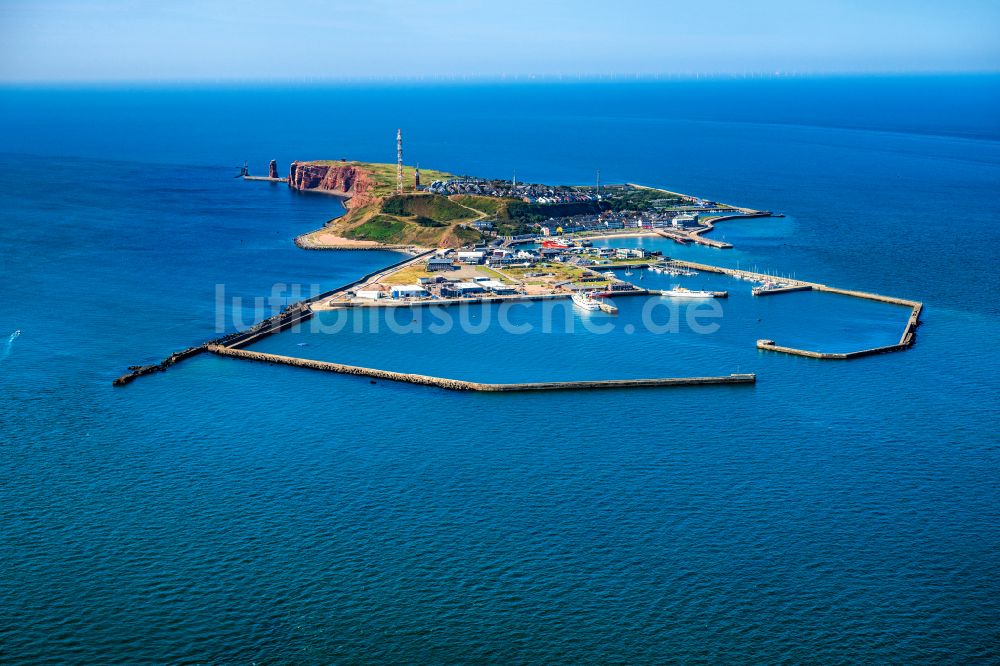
756;339;911;360
243;176;287;183
207;345;756;392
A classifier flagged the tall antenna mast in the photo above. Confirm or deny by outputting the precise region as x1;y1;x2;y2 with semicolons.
396;128;403;194
596;168;600;194
512;168;516;190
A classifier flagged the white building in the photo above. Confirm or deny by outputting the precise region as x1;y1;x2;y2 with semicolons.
452;282;486;294
355;290;383;301
457;251;486;264
390;285;428;299
478;280;516;294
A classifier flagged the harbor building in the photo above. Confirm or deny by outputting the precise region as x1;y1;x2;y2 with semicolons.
390;285;428;299
426;257;455;271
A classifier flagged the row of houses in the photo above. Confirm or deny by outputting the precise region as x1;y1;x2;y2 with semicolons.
426;178;602;204
538;211;703;236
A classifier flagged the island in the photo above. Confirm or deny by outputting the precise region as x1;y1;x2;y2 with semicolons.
111;155;922;389
284;159;767;251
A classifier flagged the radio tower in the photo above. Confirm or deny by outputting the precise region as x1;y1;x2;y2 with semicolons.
396;128;403;194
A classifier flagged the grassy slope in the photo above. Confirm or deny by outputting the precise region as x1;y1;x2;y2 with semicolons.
337;192;485;247
382;194;472;222
449;194;520;217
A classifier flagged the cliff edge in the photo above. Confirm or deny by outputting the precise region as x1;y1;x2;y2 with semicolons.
288;161;378;209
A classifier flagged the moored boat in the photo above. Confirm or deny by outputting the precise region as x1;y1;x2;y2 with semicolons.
752;281;809;296
572;291;602;311
660;285;716;299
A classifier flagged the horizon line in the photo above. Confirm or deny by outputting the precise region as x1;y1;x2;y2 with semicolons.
2;69;998;88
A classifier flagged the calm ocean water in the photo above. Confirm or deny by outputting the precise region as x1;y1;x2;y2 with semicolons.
1;77;999;663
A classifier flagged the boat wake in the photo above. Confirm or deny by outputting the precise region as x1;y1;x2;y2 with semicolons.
0;329;21;362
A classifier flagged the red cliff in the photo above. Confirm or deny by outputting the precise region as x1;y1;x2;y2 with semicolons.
288;161;376;209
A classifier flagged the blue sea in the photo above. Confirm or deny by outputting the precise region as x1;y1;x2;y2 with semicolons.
1;76;998;663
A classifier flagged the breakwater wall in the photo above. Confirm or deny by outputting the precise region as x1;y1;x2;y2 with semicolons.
757;339;910;360
112;303;315;386
112;345;206;386
222;303;316;349
208;345;756;392
671;259;921;308
686;213;777;249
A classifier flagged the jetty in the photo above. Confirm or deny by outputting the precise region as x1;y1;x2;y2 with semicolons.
243;176;286;183
657;228;732;249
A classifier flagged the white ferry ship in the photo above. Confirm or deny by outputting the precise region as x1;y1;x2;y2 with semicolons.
660;285;716;299
572;291;602;311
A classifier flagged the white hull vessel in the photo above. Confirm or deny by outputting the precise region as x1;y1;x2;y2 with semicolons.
572;291;602;311
660;286;715;299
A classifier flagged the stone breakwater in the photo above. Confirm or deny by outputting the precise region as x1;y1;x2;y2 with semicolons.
689;212;777;248
112;303;314;386
112;346;206;386
207;345;757;392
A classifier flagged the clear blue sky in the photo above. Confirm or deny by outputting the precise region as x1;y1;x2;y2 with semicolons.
2;0;998;82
